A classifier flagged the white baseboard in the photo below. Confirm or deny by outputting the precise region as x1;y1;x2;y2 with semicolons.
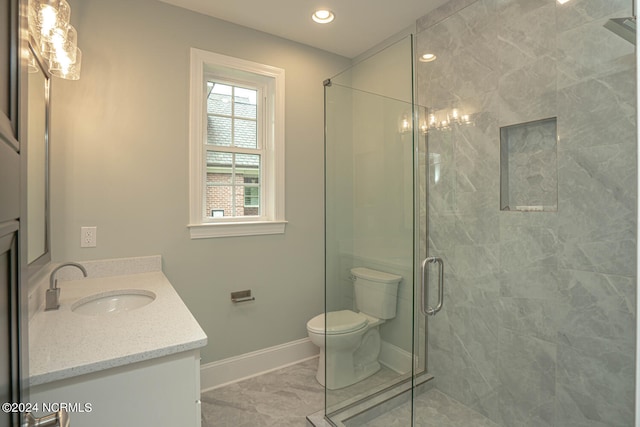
200;338;319;392
379;341;412;374
200;338;411;392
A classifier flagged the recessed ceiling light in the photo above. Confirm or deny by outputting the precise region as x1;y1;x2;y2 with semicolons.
312;9;335;24
419;53;437;62
557;0;571;4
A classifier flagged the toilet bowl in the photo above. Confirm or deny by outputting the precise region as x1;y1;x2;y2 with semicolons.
307;267;402;390
307;310;383;389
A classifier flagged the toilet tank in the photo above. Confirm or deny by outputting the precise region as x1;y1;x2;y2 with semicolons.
351;267;402;320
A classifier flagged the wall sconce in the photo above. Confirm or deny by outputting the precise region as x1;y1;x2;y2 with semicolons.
399;112;412;134
401;108;475;135
28;0;82;80
420;107;474;134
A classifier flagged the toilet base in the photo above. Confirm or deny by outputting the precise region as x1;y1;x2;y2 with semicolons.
317;348;382;390
314;328;382;390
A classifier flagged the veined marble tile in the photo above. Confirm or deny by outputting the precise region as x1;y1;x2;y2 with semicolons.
450;244;500;279
555;333;635;426
495;0;557;75
201;358;323;427
355;388;500;427
497;329;557;426
429;198;500;250
556;0;632;32
557;14;635;89
418;0;486;32
559;238;636;277
557;144;636;276
499;208;558;228
498;54;557;126
500;224;559;271
499;264;562;301
454;127;500;194
428;305;455;354
500;297;569;342
558;144;635;232
558;68;636;151
416;1;499;105
557;269;635;340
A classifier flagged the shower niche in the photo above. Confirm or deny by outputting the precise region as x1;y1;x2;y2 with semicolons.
500;117;558;212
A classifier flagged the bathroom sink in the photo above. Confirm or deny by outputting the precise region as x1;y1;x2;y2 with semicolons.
72;289;156;316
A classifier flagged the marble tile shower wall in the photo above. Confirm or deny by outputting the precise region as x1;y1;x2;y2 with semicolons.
416;0;636;426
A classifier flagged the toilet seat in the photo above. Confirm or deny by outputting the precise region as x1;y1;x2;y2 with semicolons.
307;310;368;335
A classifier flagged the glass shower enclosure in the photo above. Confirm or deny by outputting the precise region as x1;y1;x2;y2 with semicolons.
323;35;429;425
321;0;637;425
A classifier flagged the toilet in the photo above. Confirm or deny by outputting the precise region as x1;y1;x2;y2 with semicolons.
307;267;402;390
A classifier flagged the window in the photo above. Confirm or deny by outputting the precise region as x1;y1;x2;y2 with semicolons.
189;49;286;238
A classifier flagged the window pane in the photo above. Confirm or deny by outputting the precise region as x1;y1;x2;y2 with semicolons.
206;151;233;169
206;185;233;218
238;154;260;216
234;119;257;148
234;87;257;119
242;187;260;216
207;83;232;115
205;152;261;218
207;116;231;146
235;153;260;174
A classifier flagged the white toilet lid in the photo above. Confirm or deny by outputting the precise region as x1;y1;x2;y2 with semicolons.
307;310;368;335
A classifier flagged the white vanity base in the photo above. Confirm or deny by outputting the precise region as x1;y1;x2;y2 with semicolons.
30;350;201;427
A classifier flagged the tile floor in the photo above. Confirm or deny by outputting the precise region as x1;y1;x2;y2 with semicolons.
201;357;498;427
201;358;323;427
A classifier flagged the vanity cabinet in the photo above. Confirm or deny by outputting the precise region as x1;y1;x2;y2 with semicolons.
30;350;202;427
28;266;207;427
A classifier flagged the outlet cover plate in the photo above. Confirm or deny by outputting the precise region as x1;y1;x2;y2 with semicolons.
81;226;97;248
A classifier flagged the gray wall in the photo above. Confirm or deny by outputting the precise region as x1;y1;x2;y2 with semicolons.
49;0;350;364
418;0;636;425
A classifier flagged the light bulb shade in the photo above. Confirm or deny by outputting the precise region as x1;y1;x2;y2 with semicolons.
34;0;71;41
49;46;81;80
39;23;77;62
38;0;70;24
28;0;40;40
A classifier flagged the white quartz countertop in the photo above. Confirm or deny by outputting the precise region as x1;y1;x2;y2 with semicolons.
29;271;207;386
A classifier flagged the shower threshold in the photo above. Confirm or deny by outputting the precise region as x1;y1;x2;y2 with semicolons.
306;372;435;427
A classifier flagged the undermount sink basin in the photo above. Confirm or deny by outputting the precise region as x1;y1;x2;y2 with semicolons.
72;289;156;316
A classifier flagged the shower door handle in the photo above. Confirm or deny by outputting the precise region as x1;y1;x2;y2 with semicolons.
420;256;444;316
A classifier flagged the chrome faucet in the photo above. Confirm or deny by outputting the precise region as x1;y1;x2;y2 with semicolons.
46;262;88;311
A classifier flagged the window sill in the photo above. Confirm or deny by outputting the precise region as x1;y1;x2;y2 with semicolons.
188;220;287;239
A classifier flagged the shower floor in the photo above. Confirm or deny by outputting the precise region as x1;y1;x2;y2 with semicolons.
345;389;499;426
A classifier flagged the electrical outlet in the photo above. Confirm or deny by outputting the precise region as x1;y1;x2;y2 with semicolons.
81;226;97;248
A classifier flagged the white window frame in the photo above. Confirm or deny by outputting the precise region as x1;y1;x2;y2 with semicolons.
188;48;286;238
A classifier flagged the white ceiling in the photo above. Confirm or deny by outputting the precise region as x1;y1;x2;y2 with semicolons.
158;0;451;59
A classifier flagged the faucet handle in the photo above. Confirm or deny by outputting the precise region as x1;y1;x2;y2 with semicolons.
22;409;69;427
45;288;60;311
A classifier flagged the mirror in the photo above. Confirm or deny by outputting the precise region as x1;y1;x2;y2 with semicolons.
26;46;50;269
